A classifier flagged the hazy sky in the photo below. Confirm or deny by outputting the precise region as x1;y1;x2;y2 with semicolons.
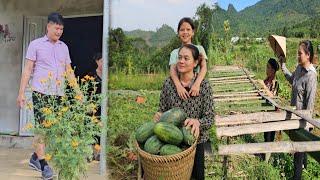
111;0;262;31
218;0;261;11
111;0;217;31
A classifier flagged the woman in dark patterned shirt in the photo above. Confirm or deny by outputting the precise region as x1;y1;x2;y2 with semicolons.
154;44;214;180
264;58;279;97
263;58;279;144
258;58;280;161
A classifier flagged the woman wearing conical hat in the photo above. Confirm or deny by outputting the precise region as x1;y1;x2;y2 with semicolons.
273;37;318;179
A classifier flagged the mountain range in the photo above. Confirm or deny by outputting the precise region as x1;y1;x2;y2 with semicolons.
213;0;320;37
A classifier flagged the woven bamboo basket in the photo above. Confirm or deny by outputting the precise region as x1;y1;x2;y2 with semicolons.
136;138;197;180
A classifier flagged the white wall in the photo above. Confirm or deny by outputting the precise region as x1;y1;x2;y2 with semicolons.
0;13;23;134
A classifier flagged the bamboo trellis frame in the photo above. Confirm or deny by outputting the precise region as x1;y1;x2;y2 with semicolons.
211;66;320;160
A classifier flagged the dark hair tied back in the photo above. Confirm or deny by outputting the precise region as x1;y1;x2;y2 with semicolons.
268;58;279;71
299;40;315;63
177;17;195;32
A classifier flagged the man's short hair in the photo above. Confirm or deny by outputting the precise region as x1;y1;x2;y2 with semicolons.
48;12;64;25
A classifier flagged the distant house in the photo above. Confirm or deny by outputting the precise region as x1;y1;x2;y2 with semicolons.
255;37;264;43
0;0;103;136
231;36;240;44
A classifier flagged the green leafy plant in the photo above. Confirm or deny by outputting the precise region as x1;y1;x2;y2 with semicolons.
26;73;103;180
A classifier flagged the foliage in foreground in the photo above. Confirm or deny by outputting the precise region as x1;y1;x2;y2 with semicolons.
107;91;160;179
25;74;102;180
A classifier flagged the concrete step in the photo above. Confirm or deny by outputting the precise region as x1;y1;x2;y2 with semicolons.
0;135;33;149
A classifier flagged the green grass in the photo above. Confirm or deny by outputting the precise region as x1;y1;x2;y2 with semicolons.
109;71;168;91
107;90;160;179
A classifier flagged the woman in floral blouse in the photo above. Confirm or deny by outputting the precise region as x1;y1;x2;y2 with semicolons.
154;44;214;180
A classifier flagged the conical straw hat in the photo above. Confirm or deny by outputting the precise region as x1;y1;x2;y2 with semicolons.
268;35;286;58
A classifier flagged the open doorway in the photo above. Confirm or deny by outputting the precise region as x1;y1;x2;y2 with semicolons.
19;15;103;136
61;15;103;78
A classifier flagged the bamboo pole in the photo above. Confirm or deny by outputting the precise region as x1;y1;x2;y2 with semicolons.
216;103;270;110
215;105;275;115
215;99;265;106
212;66;242;72
213;80;251;85
214;96;262;102
214;90;258;95
209;75;254;81
215;103;271;112
213;87;256;93
215;110;311;126
213;83;254;89
216;120;308;138
219;141;320;155
213;93;259;98
213;82;253;86
210;72;247;78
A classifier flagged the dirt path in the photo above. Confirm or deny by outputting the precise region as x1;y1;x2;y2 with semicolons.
0;148;108;179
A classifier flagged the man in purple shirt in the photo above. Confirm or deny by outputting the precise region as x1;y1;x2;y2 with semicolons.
17;12;77;180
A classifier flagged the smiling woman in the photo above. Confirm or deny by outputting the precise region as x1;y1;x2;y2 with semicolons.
169;17;208;100
155;44;214;180
279;40;318;179
177;45;199;89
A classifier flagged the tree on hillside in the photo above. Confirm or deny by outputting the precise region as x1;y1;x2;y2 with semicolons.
109;28;151;73
151;24;176;48
194;3;215;52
